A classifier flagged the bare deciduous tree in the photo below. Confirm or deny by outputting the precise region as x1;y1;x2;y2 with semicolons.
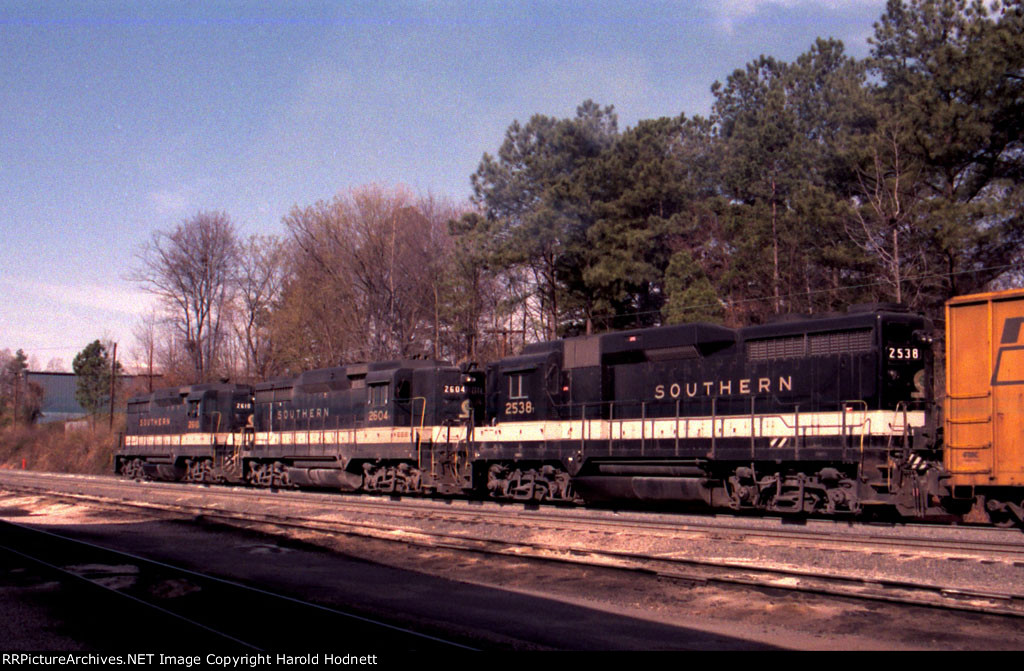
284;186;437;362
844;117;929;306
235;234;286;381
132;212;239;383
129;308;163;391
278;185;512;366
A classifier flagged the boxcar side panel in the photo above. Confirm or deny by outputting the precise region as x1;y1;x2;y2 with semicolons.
991;294;1024;484
946;289;1024;486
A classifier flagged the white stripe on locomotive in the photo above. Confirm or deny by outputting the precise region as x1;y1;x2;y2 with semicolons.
125;409;922;450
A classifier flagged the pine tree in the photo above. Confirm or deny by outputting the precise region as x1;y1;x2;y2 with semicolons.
72;341;122;418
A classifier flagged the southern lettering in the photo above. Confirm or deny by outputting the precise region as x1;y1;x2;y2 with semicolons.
275;407;330;422
139;417;171;427
654;376;793;400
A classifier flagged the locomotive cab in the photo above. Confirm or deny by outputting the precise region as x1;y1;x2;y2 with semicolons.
418;364;484;426
361;361;484;428
485;343;565;423
877;313;934;412
366;368;401;426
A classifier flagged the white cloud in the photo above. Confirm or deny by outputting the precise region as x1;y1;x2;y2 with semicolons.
710;0;884;34
538;54;653;110
0;276;157;367
147;175;226;221
0;277;155;318
711;0;788;33
148;185;195;218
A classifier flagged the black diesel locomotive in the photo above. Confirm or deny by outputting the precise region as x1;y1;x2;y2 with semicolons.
248;359;484;492
122;359;485;493
117;304;942;518
121;383;252;482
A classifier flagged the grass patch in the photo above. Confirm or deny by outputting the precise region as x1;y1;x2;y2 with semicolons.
0;419;121;475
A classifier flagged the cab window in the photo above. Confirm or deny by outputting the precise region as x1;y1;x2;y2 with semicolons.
369;383;390;406
507;374;527;399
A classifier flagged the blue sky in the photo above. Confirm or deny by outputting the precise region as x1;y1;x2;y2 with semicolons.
0;0;886;370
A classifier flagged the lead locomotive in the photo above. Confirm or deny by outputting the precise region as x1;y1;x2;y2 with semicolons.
479;303;939;517
117;302;951;520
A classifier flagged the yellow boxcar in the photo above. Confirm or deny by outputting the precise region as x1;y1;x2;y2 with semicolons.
946;288;1024;492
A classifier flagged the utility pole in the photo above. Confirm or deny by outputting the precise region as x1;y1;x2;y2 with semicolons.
108;342;117;430
12;370;20;425
484;328;526;358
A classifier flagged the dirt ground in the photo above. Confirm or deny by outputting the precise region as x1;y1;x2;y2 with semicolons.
2;490;1023;652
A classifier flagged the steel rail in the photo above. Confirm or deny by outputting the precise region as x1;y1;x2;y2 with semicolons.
0;518;478;652
42;493;1024;618
0;525;261;650
4;470;1023;562
6;473;1024;618
4;475;1024;621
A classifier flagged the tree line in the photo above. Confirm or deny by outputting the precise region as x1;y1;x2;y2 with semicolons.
131;0;1024;385
0;349;41;425
0;343;128;426
130;189;507;384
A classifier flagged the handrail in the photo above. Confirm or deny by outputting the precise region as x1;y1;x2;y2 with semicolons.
641;402;646;455
946;391;992;400
946;442;992;450
410;396;427;468
711;397;717;458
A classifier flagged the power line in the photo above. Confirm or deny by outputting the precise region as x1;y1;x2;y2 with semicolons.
572;261;1024;323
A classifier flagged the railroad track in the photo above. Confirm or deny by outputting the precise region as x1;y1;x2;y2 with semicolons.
0;517;476;652
5;470;1023;559
3;470;1024;618
8;470;1022;564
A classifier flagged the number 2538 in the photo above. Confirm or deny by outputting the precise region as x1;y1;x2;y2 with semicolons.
505;400;534;415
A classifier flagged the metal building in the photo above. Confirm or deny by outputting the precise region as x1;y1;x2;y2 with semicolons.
25;372;161;423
